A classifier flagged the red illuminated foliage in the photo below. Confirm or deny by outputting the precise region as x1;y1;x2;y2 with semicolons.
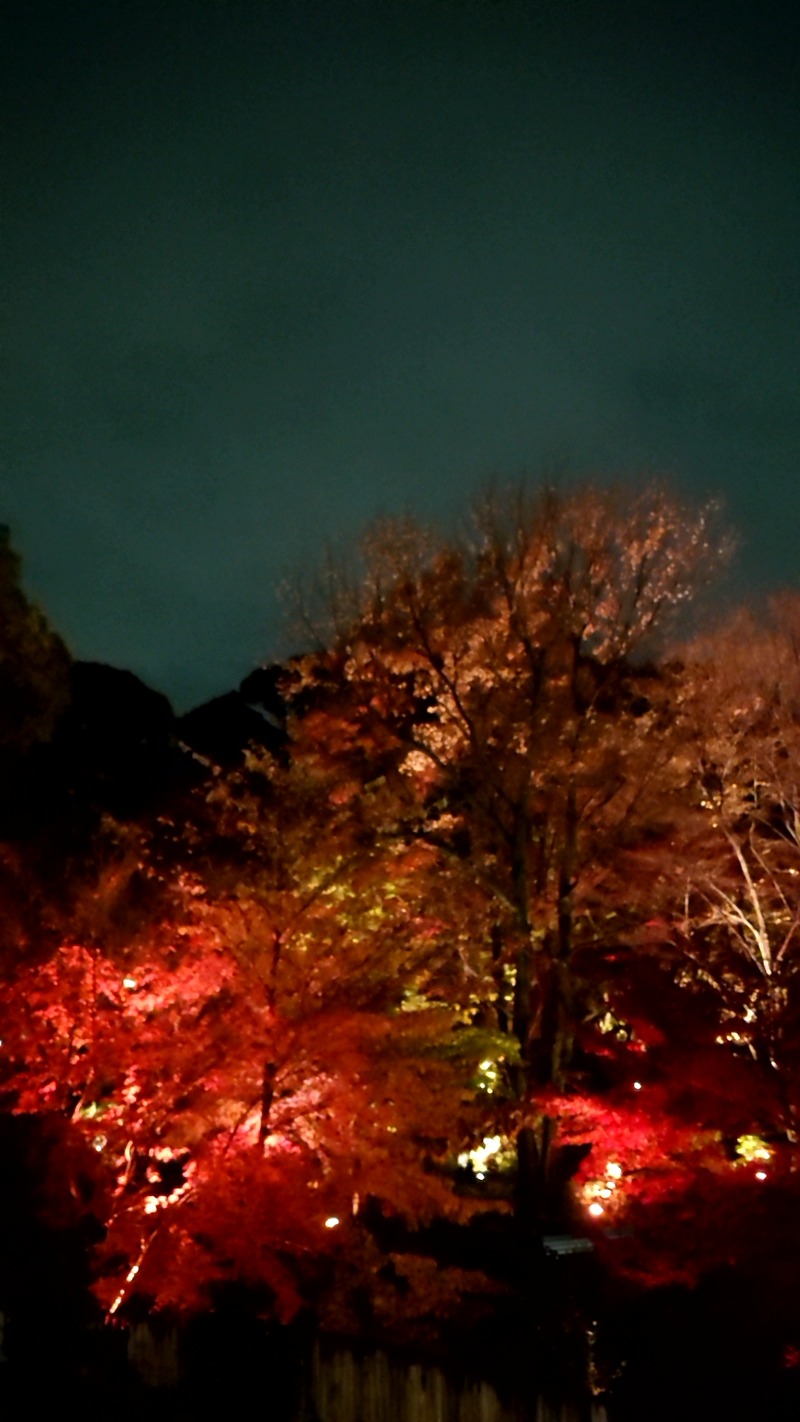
0;755;498;1324
7;485;800;1342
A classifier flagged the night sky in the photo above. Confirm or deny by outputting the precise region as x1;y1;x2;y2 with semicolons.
3;0;798;710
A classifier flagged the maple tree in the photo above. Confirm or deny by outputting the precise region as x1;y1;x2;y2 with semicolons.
0;750;499;1329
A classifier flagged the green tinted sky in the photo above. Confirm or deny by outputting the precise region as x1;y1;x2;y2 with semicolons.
3;0;798;707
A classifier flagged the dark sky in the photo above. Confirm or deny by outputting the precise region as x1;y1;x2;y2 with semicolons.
3;0;798;710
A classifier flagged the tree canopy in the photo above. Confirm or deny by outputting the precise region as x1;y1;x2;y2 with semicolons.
3;485;800;1368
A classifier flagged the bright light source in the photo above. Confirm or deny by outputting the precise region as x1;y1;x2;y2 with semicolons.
588;1202;604;1218
755;1171;767;1181
606;1162;622;1179
599;1188;612;1199
324;1216;340;1229
736;1134;772;1163
633;1081;642;1090
123;977;138;989
458;1134;511;1177
144;1197;159;1215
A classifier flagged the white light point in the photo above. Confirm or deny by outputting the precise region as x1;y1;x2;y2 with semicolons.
588;1202;604;1218
324;1216;340;1229
123;978;138;990
633;1081;642;1090
755;1171;767;1181
606;1162;622;1179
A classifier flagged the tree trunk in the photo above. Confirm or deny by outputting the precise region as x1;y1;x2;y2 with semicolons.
513;788;579;1228
257;1059;277;1151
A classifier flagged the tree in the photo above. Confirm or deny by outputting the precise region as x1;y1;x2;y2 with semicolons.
556;596;800;1306
286;481;725;1226
0;526;73;963
660;600;800;1142
0;750;499;1328
0;525;70;759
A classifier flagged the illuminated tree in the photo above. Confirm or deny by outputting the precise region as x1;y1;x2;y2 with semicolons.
563;598;800;1298
0;754;498;1326
287;482;725;1223
659;600;800;1141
